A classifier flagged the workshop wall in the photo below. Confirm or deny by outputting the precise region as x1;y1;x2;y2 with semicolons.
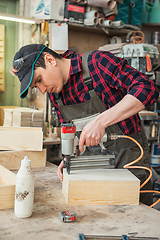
0;0;18;107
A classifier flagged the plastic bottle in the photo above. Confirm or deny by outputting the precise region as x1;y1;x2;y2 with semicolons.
14;156;35;218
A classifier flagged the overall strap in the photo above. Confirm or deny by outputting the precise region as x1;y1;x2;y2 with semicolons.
82;52;106;113
82;51;93;91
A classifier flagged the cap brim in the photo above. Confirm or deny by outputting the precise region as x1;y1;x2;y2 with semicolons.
20;68;33;99
18;45;47;99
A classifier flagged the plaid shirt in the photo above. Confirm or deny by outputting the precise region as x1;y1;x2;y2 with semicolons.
49;50;159;135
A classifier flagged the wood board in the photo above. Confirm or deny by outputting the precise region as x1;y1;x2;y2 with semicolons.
0;164;16;209
0;149;46;170
62;168;140;205
0;107;44;127
0;127;43;151
0;106;20;126
12;107;44;128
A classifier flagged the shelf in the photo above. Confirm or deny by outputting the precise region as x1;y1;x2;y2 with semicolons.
142;23;160;27
68;22;131;36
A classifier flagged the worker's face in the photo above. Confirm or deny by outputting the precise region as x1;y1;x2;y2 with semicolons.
30;54;64;94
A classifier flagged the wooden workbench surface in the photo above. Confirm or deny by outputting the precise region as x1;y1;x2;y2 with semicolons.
1;162;160;240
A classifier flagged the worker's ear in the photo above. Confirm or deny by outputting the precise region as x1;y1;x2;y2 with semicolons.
44;53;57;66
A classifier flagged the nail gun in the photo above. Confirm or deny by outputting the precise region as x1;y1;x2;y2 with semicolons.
61;122;115;174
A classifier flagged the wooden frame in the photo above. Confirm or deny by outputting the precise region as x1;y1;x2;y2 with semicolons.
0;149;46;170
0;165;16;209
0;127;43;151
62;168;140;205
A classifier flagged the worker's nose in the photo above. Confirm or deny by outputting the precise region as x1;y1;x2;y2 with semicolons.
38;85;46;94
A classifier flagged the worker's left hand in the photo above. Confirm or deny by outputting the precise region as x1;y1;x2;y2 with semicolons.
79;117;105;152
57;160;65;181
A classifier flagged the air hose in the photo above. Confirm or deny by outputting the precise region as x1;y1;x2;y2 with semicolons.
110;134;160;208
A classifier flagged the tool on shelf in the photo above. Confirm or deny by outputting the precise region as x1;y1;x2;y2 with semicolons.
116;43;159;80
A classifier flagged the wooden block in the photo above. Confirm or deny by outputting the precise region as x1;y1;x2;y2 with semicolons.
0;164;16;209
12;108;44;128
0;52;4;58
0;106;19;126
62;169;140;205
0;127;43;151
3;109;13;127
0;40;4;46
0;149;46;170
0;84;4;91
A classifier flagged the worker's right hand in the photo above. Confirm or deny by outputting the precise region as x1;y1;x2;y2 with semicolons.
79;116;105;153
57;160;65;181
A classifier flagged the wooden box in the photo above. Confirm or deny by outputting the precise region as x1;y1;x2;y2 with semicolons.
0;149;46;170
0;126;43;151
0;165;16;209
62;169;140;205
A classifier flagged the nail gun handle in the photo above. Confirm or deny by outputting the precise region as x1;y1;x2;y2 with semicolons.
99;133;107;152
101;133;107;142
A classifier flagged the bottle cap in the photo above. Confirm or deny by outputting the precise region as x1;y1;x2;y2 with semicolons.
21;156;31;167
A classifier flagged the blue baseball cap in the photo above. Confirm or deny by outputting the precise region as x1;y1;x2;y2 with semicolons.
10;44;47;98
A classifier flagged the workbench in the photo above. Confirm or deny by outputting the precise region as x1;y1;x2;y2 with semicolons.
1;162;160;240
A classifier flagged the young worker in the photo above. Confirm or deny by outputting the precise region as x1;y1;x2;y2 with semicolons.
10;44;159;206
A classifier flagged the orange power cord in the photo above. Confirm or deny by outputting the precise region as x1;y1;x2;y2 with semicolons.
118;135;160;208
131;31;145;44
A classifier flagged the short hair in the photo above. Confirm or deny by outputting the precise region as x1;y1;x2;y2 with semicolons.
34;48;62;69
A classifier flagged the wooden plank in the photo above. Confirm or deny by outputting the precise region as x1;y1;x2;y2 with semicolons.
0;40;4;46
0;127;43;151
62;169;140;205
0;84;4;91
0;165;16;209
0;149;46;170
0;52;4;58
0;106;20;126
0;24;4;40
0;149;46;169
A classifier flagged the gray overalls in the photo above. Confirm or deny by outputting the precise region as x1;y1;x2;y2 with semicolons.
55;53;152;206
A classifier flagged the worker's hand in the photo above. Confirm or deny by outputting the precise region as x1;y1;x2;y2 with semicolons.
79;116;105;152
57;160;65;181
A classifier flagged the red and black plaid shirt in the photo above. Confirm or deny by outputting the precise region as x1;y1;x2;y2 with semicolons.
49;50;159;135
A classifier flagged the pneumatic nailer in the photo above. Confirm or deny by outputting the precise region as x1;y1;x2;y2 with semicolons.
61;122;115;174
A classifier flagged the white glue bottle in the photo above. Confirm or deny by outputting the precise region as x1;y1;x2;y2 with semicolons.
14;156;35;218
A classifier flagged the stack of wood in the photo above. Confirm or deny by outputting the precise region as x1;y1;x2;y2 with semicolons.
0;106;19;126
1;107;44;128
2;108;13;127
0;107;46;172
12;109;32;127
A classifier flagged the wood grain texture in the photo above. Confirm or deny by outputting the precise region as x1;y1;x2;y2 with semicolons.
0;149;46;170
0;106;20;126
0;127;43;151
62;169;140;205
0;165;16;209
